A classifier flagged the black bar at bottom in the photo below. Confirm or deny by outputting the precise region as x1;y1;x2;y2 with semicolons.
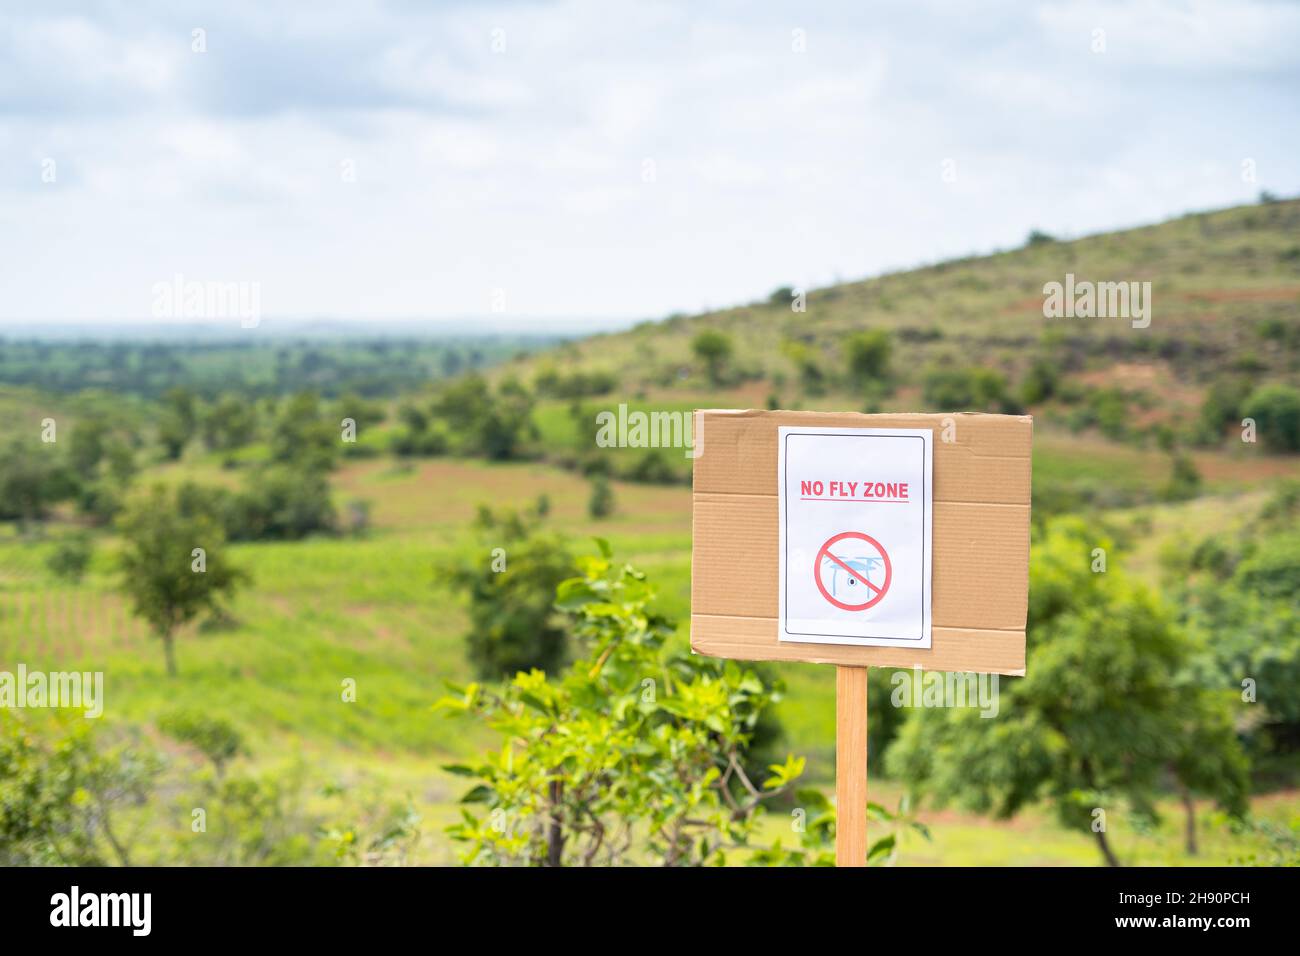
0;866;1281;942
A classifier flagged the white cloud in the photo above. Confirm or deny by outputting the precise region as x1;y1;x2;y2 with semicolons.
1;0;1297;324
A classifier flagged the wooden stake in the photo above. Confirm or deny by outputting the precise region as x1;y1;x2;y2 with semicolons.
835;665;869;867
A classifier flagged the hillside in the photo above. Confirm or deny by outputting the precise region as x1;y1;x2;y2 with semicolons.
504;198;1300;435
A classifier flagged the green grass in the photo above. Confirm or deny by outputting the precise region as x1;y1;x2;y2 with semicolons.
5;451;1297;865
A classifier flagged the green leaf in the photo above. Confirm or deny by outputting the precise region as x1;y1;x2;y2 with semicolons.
867;833;896;862
459;784;495;805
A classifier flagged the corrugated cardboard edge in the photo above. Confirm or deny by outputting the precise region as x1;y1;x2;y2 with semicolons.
689;408;1030;676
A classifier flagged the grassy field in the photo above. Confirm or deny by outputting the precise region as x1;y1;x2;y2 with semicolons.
3;436;1296;865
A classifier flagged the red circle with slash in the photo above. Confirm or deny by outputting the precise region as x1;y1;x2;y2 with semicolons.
814;531;892;611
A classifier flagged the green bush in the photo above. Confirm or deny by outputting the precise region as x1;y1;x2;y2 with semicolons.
0;715;162;866
0;437;77;524
159;710;244;776
229;466;337;540
1019;358;1061;405
624;449;680;485
46;533;94;582
845;330;893;386
691;330;734;385
588;475;615;518
1243;383;1300;452
431;374;538;461
888;518;1247;866
1160;453;1201;502
439;511;576;679
439;548;832;866
922;366;1019;413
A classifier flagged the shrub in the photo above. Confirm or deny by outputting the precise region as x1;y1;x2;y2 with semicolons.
691;330;734;385
438;512;576;679
588;475;615;518
1019;358;1061;405
1091;389;1129;441
438;549;835;866
922;366;1019;413
431;374;537;461
232;466;337;540
624;449;680;485
1243;383;1300;452
269;392;339;472
781;340;826;396
159;710;244;776
1160;453;1201;502
46;533;94;583
845;330;893;386
0;438;77;525
1197;378;1246;444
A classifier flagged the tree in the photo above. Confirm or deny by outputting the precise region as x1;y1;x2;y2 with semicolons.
845;330;893;387
117;484;246;676
886;518;1247;866
46;533;94;583
1019;357;1061;406
1243;383;1300;452
0;437;76;528
923;366;1019;413
477;376;537;460
1163;515;1300;767
202;394;258;454
1197;376;1246;445
158;387;199;460
780;339;825;396
1160;452;1201;502
0;715;161;866
768;285;795;306
691;330;733;385
269;392;339;472
587;475;614;518
431;374;537;461
231;466;337;540
438;547;816;866
390;402;449;457
68;415;111;473
1169;690;1248;854
159;710;244;778
438;508;576;679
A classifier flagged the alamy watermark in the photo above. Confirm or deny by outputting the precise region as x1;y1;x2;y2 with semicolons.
595;404;704;459
151;273;261;328
50;886;150;936
1042;273;1151;329
0;664;103;718
890;665;999;718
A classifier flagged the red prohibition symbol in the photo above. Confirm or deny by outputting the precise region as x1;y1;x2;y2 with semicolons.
814;531;892;612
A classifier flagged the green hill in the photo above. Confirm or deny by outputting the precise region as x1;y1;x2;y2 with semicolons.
507;198;1300;436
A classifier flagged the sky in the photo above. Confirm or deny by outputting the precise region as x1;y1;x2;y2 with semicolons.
1;0;1298;331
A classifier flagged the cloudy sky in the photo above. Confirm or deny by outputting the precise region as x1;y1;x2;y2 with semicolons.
2;0;1298;329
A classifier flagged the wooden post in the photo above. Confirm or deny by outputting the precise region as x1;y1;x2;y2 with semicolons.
835;665;869;867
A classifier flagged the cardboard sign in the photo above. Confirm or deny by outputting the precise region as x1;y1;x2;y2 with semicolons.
690;409;1031;675
778;426;933;648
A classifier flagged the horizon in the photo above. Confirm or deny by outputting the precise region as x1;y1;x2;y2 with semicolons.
3;193;1290;338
